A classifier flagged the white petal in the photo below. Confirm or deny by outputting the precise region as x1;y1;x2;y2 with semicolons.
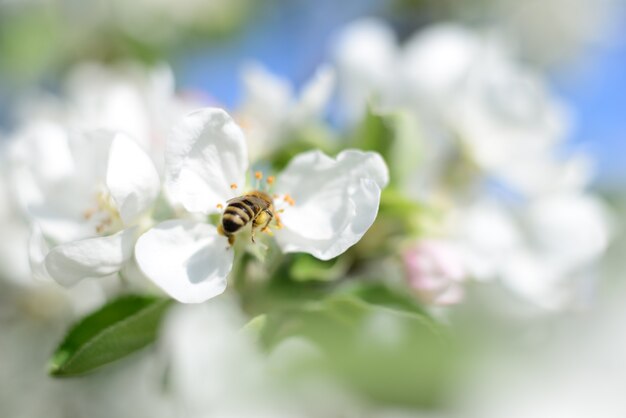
135;220;233;303
44;228;137;286
525;194;610;269
275;150;388;260
402;24;480;105
29;224;52;282
106;132;160;224
165;108;248;214
332;18;398;120
294;65;335;122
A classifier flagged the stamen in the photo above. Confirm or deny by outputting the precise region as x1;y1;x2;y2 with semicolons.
262;227;274;236
83;208;95;220
266;176;275;185
230;183;238;190
274;213;284;229
283;194;296;206
254;171;263;180
216;203;224;210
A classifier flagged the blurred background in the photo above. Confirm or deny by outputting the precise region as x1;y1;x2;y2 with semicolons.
1;1;626;417
1;0;625;186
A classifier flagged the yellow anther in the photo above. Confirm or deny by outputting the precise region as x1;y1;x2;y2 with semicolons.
283;194;295;206
254;171;263;180
262;227;274;236
266;176;275;185
216;203;224;210
83;208;95;220
230;183;238;190
274;213;284;229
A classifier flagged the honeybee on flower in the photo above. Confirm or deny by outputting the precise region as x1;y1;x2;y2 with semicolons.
135;108;388;303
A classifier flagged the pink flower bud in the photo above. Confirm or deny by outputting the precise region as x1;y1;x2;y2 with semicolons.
403;240;466;305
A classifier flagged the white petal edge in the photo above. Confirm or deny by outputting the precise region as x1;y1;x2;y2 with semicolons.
294;64;336;122
274;150;388;260
165;108;248;214
135;220;233;303
332;18;398;120
29;224;52;282
44;227;137;286
106;132;160;225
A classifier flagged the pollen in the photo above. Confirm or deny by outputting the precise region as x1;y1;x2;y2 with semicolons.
83;208;95;220
262;227;274;236
283;194;296;206
230;183;238;190
274;213;284;229
254;171;263;180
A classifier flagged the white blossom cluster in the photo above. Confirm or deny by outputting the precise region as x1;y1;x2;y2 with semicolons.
332;19;611;310
1;61;388;305
0;17;615;417
0;21;612;312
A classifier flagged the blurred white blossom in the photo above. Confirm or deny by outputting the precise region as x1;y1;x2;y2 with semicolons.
238;62;335;160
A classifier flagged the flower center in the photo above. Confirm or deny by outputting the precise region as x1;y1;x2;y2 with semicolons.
215;170;297;236
83;188;122;235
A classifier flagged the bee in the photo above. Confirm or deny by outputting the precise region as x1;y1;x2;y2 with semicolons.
217;190;275;246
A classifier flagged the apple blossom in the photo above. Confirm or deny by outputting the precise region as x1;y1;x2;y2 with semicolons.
404;240;467;306
135;107;388;303
451;195;610;309
14;62;200;171
238;62;335;160
7;121;160;287
333;20;574;197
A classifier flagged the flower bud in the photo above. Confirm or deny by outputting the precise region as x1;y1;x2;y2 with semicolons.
403;240;466;306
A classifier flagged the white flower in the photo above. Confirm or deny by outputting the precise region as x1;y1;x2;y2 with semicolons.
238;62;335;160
7;121;160;287
331;18;398;121
15;62;199;171
135;108;388;303
333;20;573;197
452;194;611;309
403;240;467;306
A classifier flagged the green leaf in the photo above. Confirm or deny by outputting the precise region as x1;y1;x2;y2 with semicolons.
351;106;423;187
258;294;457;407
339;281;430;318
289;253;350;282
49;295;173;377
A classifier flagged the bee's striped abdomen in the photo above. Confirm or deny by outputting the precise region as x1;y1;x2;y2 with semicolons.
219;191;274;246
222;198;260;234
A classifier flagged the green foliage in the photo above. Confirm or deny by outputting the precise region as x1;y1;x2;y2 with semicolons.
289;253;350;282
270;125;338;171
351;105;423;188
258;292;456;407
338;281;430;318
48;295;173;377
